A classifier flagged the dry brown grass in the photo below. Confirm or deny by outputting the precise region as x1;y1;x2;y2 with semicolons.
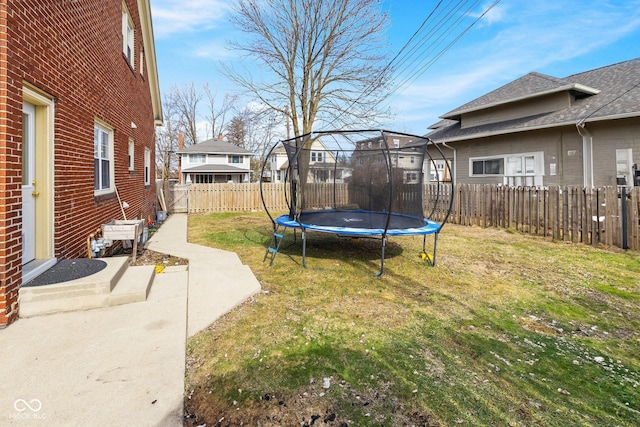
185;213;640;427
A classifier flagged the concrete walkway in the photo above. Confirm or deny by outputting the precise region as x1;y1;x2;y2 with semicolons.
0;214;261;426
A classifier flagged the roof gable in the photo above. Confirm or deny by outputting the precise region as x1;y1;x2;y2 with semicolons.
442;72;599;120
429;58;640;142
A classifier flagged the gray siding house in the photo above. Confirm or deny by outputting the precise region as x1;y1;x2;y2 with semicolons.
427;58;640;188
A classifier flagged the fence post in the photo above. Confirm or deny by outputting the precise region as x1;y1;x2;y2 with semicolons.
622;187;628;249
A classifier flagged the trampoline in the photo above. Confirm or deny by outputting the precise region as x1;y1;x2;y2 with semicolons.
274;211;440;236
260;129;454;276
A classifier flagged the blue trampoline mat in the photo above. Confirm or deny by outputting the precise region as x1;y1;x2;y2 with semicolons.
275;210;440;236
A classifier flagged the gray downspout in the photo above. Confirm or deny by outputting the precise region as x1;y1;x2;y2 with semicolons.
576;121;594;187
441;141;456;184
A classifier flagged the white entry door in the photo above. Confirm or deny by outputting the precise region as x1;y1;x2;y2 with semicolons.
22;102;36;265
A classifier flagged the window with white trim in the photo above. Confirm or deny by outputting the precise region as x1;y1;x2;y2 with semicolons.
470;152;544;186
311;151;324;162
403;171;419;184
189;154;206;164
94;121;114;195
144;148;151;185
122;3;135;68
471;158;504;175
228;155;242;164
128;139;135;170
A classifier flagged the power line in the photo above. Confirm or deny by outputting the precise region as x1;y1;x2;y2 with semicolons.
391;0;501;96
320;0;501;131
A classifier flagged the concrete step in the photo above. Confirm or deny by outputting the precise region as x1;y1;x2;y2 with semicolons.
18;256;154;318
109;265;155;306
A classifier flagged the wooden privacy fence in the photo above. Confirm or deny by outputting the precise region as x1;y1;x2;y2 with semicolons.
186;183;288;213
168;183;640;250
452;184;640;250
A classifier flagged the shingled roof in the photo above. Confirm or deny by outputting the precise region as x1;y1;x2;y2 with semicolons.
428;58;640;142
177;138;253;155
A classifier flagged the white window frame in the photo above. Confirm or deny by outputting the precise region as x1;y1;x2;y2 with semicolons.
616;148;633;187
128;138;135;171
470;156;504;176
94;120;114;196
311;151;324;162
122;2;135;68
144;148;151;186
403;171;419;184
189;154;206;164
470;151;544;186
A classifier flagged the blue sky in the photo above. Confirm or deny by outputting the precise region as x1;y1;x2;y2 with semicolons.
150;0;640;136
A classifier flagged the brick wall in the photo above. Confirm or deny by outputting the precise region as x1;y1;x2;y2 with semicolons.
0;0;158;326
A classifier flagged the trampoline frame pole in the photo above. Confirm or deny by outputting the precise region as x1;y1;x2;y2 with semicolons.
301;229;307;268
422;232;439;267
376;236;387;277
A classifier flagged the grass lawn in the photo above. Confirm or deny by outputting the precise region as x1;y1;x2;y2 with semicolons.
184;212;640;427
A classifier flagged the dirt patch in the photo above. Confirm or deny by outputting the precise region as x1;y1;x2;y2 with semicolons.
127;249;188;267
184;381;439;427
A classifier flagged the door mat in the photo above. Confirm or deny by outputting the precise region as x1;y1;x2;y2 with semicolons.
23;259;108;287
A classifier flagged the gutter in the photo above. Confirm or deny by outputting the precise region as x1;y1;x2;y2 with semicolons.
575;120;594;187
440;142;456;184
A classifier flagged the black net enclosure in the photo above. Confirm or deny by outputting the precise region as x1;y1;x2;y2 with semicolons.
260;129;453;275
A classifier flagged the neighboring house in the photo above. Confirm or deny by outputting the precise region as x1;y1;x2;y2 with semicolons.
177;137;253;184
354;133;451;184
268;139;343;183
266;143;289;183
427;58;640;188
0;0;162;327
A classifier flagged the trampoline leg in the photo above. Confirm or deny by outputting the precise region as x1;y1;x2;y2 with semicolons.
430;233;439;266
301;230;307;268
375;236;387;277
420;234;438;266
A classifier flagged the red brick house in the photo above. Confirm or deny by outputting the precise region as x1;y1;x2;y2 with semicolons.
0;0;162;327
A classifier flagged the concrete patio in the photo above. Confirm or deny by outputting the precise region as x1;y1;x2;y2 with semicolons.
0;213;261;426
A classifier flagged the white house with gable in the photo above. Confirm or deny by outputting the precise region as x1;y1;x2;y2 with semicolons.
177;137;253;184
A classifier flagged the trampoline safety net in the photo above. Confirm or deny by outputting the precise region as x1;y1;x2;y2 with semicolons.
281;130;428;227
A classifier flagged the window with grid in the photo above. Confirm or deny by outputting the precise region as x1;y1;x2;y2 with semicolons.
190;154;206;163
122;3;135;68
94;122;113;194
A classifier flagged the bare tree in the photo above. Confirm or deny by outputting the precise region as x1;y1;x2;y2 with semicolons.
155;90;182;182
203;84;236;140
226;107;283;180
165;83;201;146
226;113;248;148
225;0;391;139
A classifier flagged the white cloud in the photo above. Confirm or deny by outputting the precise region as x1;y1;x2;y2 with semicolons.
151;0;231;38
473;1;507;26
191;40;235;59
